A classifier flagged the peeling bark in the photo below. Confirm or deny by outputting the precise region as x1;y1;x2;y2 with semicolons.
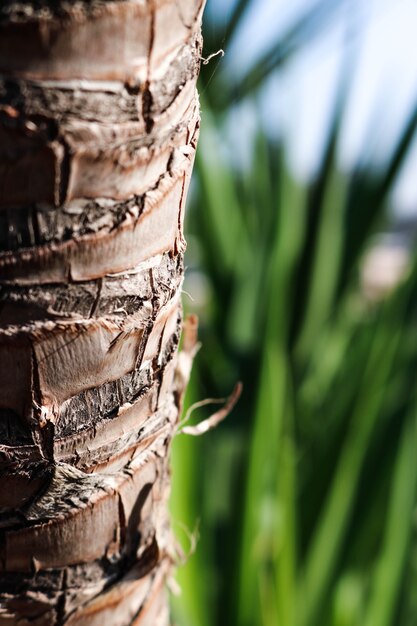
0;1;205;624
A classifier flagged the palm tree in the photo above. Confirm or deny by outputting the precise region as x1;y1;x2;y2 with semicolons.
0;1;205;624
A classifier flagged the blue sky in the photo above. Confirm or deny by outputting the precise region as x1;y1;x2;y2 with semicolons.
207;0;417;217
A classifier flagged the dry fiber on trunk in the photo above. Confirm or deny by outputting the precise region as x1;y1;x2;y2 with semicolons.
0;1;205;624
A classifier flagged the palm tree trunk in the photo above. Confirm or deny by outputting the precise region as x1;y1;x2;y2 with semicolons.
0;1;204;624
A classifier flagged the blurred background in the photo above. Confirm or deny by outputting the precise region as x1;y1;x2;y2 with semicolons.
170;1;417;625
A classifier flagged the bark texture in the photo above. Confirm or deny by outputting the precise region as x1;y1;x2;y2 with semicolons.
0;1;204;623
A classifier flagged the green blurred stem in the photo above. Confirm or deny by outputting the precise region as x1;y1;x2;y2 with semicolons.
363;405;417;626
298;316;403;626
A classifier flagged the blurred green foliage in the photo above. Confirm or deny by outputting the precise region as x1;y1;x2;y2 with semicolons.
170;2;417;625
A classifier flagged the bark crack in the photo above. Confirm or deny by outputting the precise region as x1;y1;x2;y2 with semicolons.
141;0;156;134
57;136;72;207
30;347;55;463
89;277;103;318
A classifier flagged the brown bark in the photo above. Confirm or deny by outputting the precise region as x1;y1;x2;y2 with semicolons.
0;1;205;624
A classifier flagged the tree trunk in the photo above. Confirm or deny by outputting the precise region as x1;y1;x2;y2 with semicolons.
0;1;204;624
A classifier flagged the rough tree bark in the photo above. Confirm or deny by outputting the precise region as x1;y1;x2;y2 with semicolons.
0;1;205;624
